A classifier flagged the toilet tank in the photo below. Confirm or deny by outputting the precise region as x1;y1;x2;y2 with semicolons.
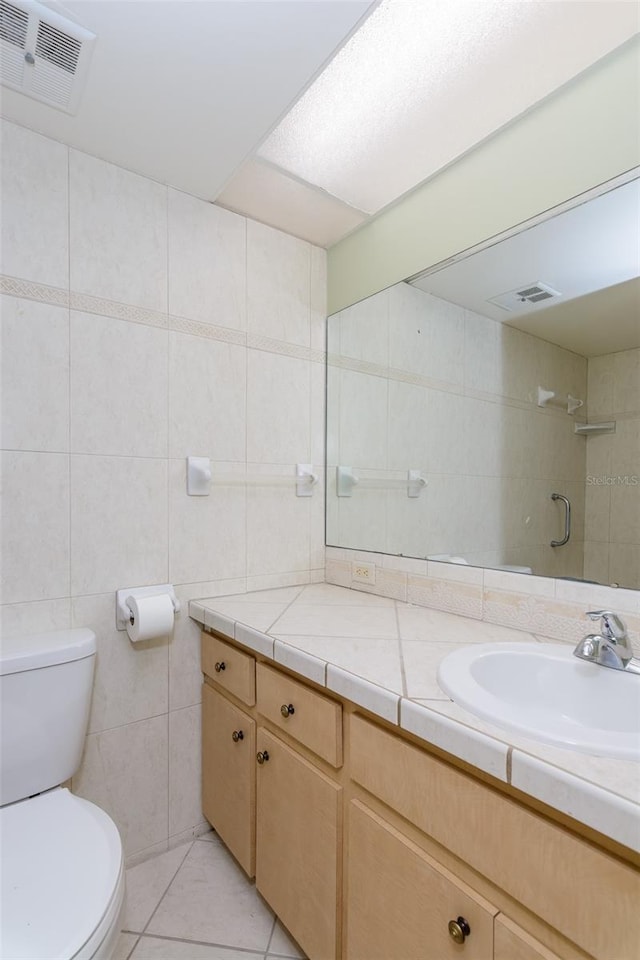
0;629;96;806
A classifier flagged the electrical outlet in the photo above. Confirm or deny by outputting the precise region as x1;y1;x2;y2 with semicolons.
352;562;375;584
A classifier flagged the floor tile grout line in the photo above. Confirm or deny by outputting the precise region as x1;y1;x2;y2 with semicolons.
132;930;275;956
137;839;195;936
123;933;139;960
264;914;278;955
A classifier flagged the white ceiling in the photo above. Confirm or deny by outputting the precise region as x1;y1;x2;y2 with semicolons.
1;1;638;250
411;178;640;358
0;0;375;203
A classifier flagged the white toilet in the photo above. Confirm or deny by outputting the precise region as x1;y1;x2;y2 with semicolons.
0;629;125;959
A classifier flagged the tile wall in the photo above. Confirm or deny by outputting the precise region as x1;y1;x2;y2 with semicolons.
0;119;326;862
584;348;640;589
327;281;588;579
325;547;640;654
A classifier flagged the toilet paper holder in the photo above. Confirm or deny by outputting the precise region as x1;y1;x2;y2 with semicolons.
115;584;181;631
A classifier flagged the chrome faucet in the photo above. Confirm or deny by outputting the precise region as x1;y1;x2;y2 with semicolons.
573;611;639;673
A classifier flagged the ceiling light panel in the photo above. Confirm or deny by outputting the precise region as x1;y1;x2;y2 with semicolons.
258;0;639;214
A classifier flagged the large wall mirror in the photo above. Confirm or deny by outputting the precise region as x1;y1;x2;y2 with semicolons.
326;175;640;589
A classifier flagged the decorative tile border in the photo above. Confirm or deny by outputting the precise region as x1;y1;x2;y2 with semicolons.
71;291;168;329
248;332;325;363
1;273;325;362
1;274;69;307
325;546;640;647
171;313;245;345
408;574;483;620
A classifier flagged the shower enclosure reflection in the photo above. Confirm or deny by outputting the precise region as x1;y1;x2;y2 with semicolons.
326;177;640;589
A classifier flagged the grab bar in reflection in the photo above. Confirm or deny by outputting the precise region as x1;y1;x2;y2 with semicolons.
550;493;571;547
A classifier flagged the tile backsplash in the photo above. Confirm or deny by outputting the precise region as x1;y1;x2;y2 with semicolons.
326;547;640;655
0;118;326;861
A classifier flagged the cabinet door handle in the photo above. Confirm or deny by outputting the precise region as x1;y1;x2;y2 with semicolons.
256;750;270;765
232;730;244;742
280;703;295;718
214;661;226;672
448;917;471;944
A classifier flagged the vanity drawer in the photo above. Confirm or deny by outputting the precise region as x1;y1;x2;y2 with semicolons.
350;714;639;960
201;632;255;706
256;662;343;768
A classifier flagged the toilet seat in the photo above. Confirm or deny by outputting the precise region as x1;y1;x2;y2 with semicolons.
1;787;124;960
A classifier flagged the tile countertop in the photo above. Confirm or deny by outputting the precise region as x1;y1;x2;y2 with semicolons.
189;582;640;854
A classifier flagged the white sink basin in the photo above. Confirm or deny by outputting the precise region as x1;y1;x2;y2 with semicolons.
437;643;640;760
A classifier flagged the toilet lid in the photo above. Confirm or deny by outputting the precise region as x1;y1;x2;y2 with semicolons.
1;788;123;960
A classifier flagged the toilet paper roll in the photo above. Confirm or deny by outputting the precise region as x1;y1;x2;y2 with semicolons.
126;594;174;643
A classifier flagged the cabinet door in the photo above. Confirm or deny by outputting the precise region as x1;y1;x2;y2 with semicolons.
345;800;497;960
202;683;256;876
256;727;342;960
495;916;564;960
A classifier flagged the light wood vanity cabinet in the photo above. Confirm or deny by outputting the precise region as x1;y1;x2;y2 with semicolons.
494;916;567;960
201;633;343;960
201;633;255;705
255;662;344;959
201;629;639;960
202;683;256;876
256;728;342;960
346;799;497;960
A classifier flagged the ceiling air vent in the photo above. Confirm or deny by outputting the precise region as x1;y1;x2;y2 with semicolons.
487;281;562;313
0;0;96;115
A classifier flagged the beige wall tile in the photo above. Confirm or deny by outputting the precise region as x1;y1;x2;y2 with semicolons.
247;220;310;347
0;598;71;638
0;120;69;287
70;455;168;596
613;348;640;415
1;451;70;603
73;715;169;857
1;128;322;859
71;312;168;457
168;189;246;331
310;360;326;471
325;558;351;587
339;369;388;469
169;704;202;837
387;380;430;471
583;540;610;585
247;350;310;464
168;332;246;462
168;459;246;585
609;543;640;593
246;470;310;577
310;246;327;353
170;584;211;711
339;286;388;366
482;589;587;643
70;150;167;312
1;297;69;452
587;354;615;418
464;310;501;396
72;593;169;734
408;574;483;619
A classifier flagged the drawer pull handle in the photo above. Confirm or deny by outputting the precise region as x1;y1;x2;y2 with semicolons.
257;750;270;765
214;661;226;673
280;703;295;718
448;917;471;945
232;730;244;742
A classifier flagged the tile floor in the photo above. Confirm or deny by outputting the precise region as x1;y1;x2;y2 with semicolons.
114;832;306;960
